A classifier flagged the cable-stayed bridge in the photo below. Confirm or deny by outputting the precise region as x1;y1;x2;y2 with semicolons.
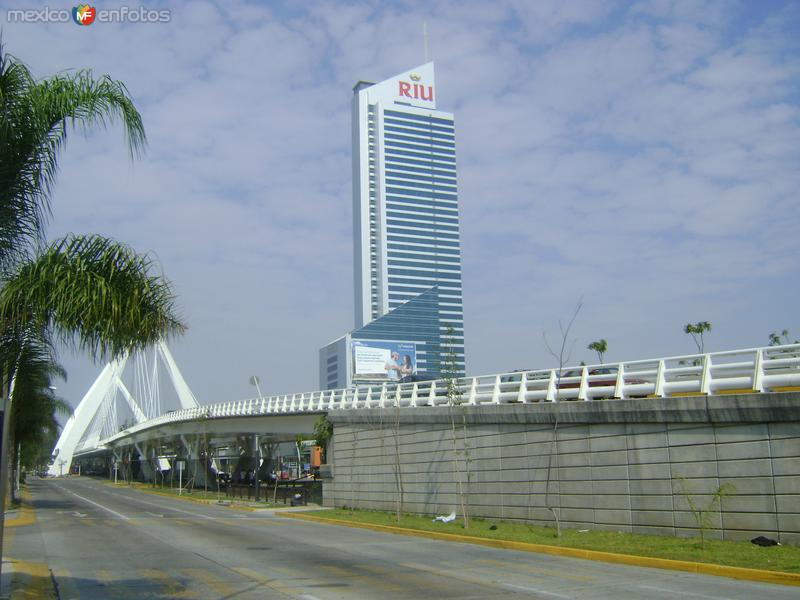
52;343;800;480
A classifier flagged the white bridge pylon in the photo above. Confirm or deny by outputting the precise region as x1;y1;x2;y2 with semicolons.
48;341;199;476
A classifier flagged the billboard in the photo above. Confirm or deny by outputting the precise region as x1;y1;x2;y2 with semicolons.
352;340;417;381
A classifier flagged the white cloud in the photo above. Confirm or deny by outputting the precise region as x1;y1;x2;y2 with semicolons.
2;0;797;411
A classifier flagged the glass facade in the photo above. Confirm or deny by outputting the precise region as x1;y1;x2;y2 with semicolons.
351;63;465;379
353;287;442;375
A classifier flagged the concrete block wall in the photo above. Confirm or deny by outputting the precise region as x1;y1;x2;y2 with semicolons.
323;393;800;544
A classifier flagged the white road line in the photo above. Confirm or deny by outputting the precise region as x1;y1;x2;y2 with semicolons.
101;490;215;520
503;583;572;598
55;485;130;521
639;585;731;600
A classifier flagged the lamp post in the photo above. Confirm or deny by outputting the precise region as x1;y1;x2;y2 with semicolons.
249;375;264;402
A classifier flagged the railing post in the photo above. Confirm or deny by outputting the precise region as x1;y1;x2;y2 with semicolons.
752;348;764;392
395;384;401;408
429;381;437;404
410;383;418;407
379;383;387;408
578;366;589;401
654;360;665;397
546;370;557;402
700;354;712;395
614;363;625;399
517;372;528;403
365;387;373;408
492;375;501;404
468;378;477;405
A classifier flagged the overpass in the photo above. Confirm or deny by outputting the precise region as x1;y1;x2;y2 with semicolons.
55;343;799;480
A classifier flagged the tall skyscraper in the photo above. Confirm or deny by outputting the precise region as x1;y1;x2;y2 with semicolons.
320;62;465;389
353;62;464;370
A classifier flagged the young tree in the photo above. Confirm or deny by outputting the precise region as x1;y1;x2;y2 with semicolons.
684;321;712;353
587;339;607;364
441;326;469;529
542;300;583;537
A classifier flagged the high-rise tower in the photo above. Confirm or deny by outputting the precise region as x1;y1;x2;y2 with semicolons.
351;63;464;374
320;62;465;389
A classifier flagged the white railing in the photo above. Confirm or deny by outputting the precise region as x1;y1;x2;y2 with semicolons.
91;344;800;449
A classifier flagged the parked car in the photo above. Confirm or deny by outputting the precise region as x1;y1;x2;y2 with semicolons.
398;373;438;384
557;366;647;398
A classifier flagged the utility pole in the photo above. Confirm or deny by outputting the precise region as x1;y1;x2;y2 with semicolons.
253;435;261;502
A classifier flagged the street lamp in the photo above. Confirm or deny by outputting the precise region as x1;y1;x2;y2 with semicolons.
249;375;264;401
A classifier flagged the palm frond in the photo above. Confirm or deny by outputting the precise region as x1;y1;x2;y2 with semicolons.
0;45;146;264
0;233;186;360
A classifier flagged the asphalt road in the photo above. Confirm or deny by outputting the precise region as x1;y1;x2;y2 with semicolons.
2;477;795;599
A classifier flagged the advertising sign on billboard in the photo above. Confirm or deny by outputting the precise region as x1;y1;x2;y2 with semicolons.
352;340;417;381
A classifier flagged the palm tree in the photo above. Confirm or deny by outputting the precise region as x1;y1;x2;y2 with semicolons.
3;335;70;494
587;339;608;364
0;46;185;576
684;321;712;354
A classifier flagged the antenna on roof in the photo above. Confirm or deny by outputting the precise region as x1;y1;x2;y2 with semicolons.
423;21;429;63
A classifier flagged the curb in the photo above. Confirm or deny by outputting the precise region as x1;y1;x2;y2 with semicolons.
282;512;800;587
5;490;37;528
105;481;316;513
115;485;261;511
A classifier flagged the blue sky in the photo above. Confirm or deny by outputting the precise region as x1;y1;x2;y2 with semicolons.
2;0;799;410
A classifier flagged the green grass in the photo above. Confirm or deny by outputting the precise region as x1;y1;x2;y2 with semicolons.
303;509;800;574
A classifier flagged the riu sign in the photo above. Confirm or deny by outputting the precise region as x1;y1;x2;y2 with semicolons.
398;81;434;102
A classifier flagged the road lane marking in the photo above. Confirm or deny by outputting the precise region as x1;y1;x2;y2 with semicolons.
57;486;130;521
504;582;572;598
145;511;164;518
100;490;215;520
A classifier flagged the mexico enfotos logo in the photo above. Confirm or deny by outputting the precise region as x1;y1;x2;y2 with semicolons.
7;5;171;24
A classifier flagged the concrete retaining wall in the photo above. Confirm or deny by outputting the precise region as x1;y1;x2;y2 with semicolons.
323;392;800;544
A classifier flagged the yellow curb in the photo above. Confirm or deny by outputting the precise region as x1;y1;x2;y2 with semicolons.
134;487;262;512
105;481;264;511
283;512;800;587
6;490;37;528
